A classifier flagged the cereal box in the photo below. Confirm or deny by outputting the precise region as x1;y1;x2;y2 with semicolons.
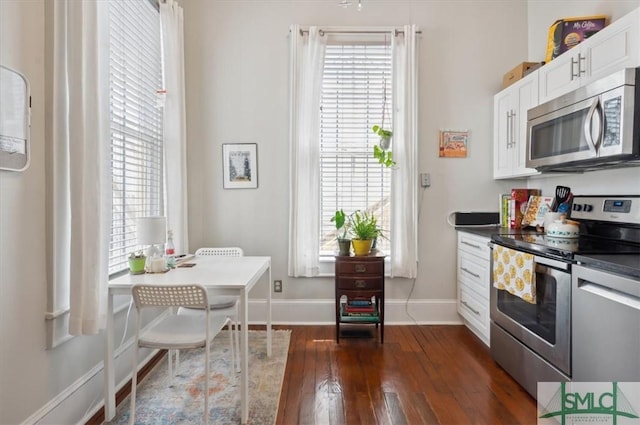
545;15;608;62
510;189;541;229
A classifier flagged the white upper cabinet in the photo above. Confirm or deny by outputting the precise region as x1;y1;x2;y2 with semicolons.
493;71;540;179
539;8;640;104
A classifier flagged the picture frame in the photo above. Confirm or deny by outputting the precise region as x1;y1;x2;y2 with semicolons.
438;129;469;158
222;143;258;189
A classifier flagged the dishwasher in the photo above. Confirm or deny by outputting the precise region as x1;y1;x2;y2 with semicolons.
572;263;640;381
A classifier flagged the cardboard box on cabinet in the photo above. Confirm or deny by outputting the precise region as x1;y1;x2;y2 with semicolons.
502;62;542;89
545;15;608;62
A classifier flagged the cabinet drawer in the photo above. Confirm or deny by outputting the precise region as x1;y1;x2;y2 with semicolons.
458;286;489;345
337;276;382;290
457;251;490;299
335;260;384;276
457;232;490;258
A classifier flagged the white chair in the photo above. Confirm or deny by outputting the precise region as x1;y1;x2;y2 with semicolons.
180;247;243;371
130;284;229;425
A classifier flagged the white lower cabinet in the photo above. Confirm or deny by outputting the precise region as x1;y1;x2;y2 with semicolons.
457;232;491;346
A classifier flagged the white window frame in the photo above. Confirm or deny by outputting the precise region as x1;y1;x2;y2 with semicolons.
319;38;393;261
289;25;418;278
108;0;165;276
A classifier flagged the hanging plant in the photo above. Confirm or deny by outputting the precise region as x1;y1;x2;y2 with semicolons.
371;39;395;168
373;143;394;167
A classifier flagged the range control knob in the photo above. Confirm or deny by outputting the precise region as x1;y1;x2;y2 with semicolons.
573;204;583;212
583;204;594;212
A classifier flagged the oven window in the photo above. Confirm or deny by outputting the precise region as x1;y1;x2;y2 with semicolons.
497;271;557;344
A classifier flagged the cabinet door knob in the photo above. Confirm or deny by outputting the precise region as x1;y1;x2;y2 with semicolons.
355;280;366;288
355;264;367;273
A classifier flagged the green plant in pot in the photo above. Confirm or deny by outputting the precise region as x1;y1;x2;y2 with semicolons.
128;251;146;275
349;210;382;256
330;209;351;256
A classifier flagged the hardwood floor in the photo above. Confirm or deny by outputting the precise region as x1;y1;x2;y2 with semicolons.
276;325;537;425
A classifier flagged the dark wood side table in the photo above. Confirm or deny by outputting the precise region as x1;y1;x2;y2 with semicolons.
335;254;385;343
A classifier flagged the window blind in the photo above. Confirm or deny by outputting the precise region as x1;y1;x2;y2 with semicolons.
319;43;392;254
108;0;164;274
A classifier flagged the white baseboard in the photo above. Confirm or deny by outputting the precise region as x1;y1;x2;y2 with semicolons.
22;299;461;424
249;298;462;325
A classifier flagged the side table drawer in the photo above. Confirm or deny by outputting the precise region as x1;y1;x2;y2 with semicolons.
335;260;384;276
337;276;382;290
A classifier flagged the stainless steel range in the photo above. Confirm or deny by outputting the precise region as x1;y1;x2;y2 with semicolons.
489;195;640;399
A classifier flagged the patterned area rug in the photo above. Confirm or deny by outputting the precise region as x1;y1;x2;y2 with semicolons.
107;330;290;425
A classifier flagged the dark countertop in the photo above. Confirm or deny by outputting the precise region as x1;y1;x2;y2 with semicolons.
455;226;541;238
574;254;640;280
458;227;640;278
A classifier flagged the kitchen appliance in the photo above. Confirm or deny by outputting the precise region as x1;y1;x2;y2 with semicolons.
572;264;640;382
526;67;640;171
489;195;640;399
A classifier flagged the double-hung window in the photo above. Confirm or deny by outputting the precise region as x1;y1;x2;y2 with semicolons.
319;41;392;256
108;0;164;275
289;26;418;278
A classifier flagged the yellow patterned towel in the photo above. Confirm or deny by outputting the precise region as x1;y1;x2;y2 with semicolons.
492;245;536;304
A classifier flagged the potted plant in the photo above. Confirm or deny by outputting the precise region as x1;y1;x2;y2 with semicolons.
330;209;351;256
128;251;146;275
349;210;382;256
372;125;395;167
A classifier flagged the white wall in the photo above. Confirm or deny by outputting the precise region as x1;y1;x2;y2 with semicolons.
1;0;637;423
182;0;526;318
182;0;640;322
0;1;49;423
1;2;151;423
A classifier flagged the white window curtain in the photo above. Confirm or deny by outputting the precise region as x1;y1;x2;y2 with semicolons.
288;25;327;277
50;0;110;336
390;25;419;278
160;0;189;254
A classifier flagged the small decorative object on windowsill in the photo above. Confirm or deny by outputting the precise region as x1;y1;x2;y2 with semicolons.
331;209;351;256
128;251;146;275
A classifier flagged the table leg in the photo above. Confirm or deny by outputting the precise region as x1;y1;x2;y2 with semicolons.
241;288;249;424
267;264;272;357
104;292;116;420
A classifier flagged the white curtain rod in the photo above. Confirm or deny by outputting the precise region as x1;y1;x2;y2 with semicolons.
298;28;421;36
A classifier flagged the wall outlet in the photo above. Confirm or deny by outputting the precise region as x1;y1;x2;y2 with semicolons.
420;172;431;187
273;280;282;293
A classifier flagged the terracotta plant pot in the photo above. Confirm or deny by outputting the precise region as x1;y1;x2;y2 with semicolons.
352;239;373;256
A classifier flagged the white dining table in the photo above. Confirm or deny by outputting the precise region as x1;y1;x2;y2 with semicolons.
105;255;272;424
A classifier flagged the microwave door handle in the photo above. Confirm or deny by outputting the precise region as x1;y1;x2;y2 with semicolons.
583;98;600;154
593;98;604;150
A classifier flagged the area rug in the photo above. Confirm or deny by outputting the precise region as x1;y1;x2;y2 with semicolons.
106;330;291;425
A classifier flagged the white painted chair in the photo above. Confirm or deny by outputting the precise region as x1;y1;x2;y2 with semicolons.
130;284;229;425
179;247;243;371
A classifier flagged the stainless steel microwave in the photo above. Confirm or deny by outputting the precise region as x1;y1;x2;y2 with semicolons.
526;67;640;171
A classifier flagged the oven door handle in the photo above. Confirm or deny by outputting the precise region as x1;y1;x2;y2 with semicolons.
533;255;570;271
489;242;570;272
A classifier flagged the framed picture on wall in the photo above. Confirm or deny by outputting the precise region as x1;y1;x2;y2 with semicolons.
438;129;469;158
222;143;258;189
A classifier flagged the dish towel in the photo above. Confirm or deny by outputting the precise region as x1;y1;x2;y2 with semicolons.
492;245;536;304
